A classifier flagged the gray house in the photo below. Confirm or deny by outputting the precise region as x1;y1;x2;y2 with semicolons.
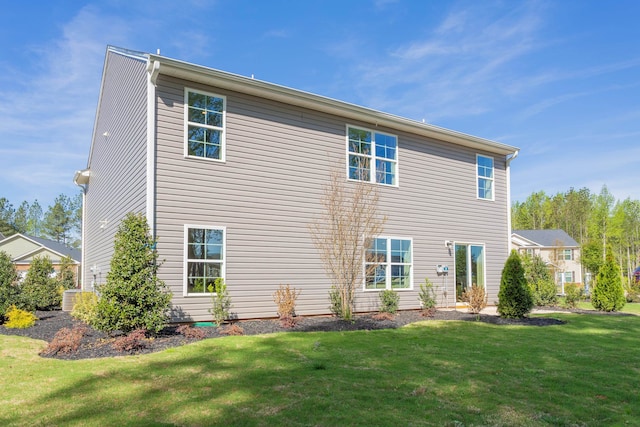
75;46;519;321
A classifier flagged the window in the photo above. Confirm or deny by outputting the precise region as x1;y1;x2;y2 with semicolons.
185;89;226;161
185;226;225;294
562;249;573;260
477;155;494;200
558;271;574;283
365;237;412;290
347;126;398;186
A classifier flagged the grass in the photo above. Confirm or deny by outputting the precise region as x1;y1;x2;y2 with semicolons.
574;300;640;314
2;311;640;426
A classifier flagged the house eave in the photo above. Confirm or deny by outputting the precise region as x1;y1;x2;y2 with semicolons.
148;54;519;157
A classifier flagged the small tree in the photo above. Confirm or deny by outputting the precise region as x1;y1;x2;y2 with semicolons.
92;213;172;334
21;255;60;310
0;251;20;319
591;249;625;312
521;254;557;306
309;169;386;320
497;250;533;318
57;256;77;290
418;278;437;315
208;278;232;326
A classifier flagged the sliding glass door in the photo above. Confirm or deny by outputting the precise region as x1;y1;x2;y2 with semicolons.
454;243;485;302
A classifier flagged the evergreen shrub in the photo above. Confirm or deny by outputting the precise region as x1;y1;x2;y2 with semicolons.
92;213;172;334
418;278;437;314
0;251;21;319
70;292;99;324
21;255;60;310
209;278;232;326
497;250;533;318
591;249;626;312
4;305;37;329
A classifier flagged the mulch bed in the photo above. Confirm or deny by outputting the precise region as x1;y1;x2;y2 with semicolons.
0;308;571;360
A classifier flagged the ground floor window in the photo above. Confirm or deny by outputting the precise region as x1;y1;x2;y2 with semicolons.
454;243;485;302
184;225;225;295
365;237;412;290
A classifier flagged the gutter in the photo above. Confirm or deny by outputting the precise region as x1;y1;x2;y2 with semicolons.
506;149;520;253
146;60;160;237
73;169;91;290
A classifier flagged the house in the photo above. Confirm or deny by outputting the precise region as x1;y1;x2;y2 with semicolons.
0;233;81;285
511;229;583;293
74;46;519;321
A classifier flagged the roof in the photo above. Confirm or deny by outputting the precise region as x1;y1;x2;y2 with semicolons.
512;229;579;248
104;45;520;157
0;233;81;262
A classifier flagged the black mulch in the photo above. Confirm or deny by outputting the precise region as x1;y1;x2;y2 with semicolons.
0;308;571;361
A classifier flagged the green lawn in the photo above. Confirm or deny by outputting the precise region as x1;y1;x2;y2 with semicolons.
2;311;640;426
576;300;640;315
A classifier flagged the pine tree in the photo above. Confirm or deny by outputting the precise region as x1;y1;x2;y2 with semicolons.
497;250;533;318
591;248;626;312
92;213;172;334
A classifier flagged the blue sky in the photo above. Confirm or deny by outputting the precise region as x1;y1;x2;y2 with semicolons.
1;0;639;210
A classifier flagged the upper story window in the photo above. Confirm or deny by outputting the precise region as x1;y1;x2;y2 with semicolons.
365;237;412;290
347;126;398;186
562;249;573;260
184;225;225;295
185;89;226;162
476;154;494;200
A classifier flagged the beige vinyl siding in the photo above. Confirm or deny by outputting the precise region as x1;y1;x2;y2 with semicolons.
154;75;510;321
82;50;148;288
0;238;40;259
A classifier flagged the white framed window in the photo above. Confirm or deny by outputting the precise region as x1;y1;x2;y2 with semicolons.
562;249;573;260
454;243;486;302
347;126;398;186
184;225;226;295
476;154;494;200
365;237;412;290
185;88;226;162
558;271;574;283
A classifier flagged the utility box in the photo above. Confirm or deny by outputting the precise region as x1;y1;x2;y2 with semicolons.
436;265;449;274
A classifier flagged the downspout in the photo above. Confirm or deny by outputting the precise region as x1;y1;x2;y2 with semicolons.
73;169;90;290
506;150;520;254
146;60;160;238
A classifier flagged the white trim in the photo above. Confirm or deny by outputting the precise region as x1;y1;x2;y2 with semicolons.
345;124;399;187
183;224;227;297
184;87;227;163
363;236;413;291
476;154;495;201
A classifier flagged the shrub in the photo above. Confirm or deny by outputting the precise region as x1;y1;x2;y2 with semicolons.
273;284;301;318
0;251;20;320
497;250;533;319
522;254;558;306
591;249;625;312
112;329;148;352
461;284;487;314
625;279;640;303
564;283;583;308
220;324;244;336
21;255;60;310
176;324;206;339
209;278;232;326
418;278;437;314
42;325;87;355
92;213;172;334
328;285;342;317
70;292;99;324
4;305;37;329
56;256;77;291
378;289;399;314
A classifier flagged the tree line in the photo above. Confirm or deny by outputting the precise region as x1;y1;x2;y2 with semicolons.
0;194;82;248
512;185;640;281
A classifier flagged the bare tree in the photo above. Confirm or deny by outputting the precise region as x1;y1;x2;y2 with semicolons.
309;168;386;320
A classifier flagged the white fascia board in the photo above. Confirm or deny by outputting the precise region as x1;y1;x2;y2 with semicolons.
149;54;519;157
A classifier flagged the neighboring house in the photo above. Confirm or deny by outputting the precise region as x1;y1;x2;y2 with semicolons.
511;229;582;293
0;233;81;285
75;46;520;321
